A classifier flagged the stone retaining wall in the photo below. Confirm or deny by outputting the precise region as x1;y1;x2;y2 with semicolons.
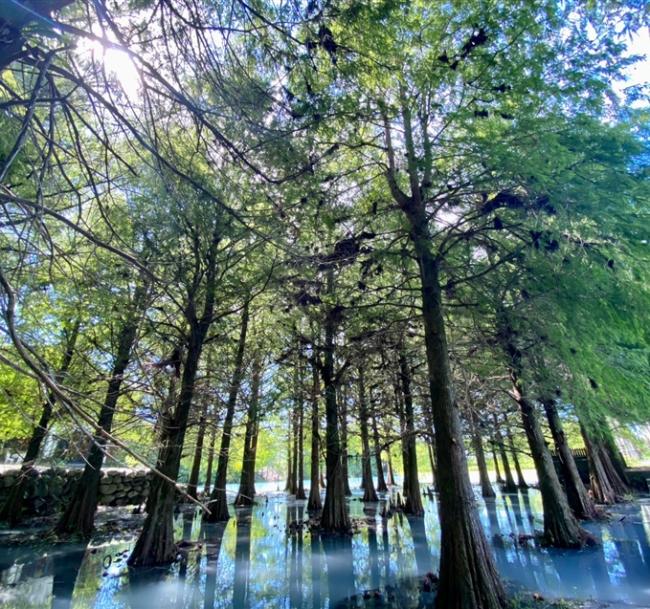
0;467;152;517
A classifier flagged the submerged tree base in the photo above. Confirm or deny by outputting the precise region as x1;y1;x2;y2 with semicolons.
205;489;231;522
285;512;374;537
2;489;649;609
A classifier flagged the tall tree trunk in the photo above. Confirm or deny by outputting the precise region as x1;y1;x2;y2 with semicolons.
491;440;504;484
371;413;388;493
143;374;178;515
581;422;616;504
580;421;629;503
293;352;306;500
128;237;219;566
493;414;517;492
319;267;351;532
384;419;396;487
203;423;217;495
497;304;591;547
469;410;495;499
127;373;186;565
543;399;597;520
505;424;528;490
601;425;630;486
187;400;208;500
509;381;589;548
0;318;80;525
395;371;410;501
427;443;437;487
285;415;293;493
235;357;262;507
598;440;630;495
57;282;148;538
357;366;378;502
297;388;306;500
413;251;504;607
291;409;299;495
205;302;250;522
307;357;322;512
397;345;423;516
384;94;506;605
422;401;438;487
401;198;504;606
249;419;260;486
587;414;630;490
339;385;352;496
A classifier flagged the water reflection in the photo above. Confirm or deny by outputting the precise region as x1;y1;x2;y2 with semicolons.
0;489;649;608
203;522;227;609
52;546;86;609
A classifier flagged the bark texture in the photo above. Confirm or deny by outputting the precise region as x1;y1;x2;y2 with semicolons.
427;444;437;487
295;357;306;500
505;425;528;489
235;357;262;507
371;413;388;493
491;440;504;484
285;416;293;493
357;366;378;502
581;421;630;504
307;358;322;512
339;386;352;497
415;259;505;608
601;428;630;486
397;346;423;516
499;309;591;548
319;268;351;532
385;437;396;487
543;399;597;520
291;390;299;495
516;393;588;546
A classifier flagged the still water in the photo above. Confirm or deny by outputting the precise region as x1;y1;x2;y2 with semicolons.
1;487;649;609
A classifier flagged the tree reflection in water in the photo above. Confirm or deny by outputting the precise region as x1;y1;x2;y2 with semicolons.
0;491;648;609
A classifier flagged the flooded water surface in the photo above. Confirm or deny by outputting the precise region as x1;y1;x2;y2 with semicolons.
1;488;649;609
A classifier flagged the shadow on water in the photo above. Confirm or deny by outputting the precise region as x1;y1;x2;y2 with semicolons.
203;521;227;609
1;489;649;608
52;545;87;609
234;508;252;609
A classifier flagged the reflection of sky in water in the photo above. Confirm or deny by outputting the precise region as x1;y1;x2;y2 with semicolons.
0;489;649;609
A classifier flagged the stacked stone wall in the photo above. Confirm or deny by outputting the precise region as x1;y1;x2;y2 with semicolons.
0;468;151;516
